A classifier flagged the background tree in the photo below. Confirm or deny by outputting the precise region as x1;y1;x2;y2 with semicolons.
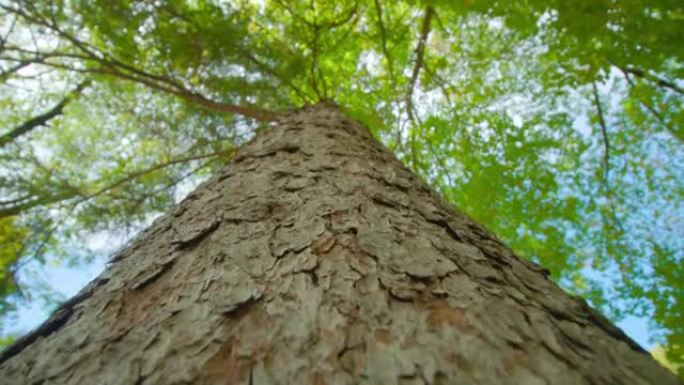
0;0;682;375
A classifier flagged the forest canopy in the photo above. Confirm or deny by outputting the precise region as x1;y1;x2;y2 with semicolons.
0;0;682;374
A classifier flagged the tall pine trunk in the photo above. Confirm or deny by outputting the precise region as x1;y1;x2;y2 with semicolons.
0;102;677;384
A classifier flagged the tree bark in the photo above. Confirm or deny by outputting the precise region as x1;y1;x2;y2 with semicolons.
0;102;678;384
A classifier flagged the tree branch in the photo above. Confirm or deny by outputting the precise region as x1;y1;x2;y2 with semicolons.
405;6;434;120
0;149;234;219
78;149;236;203
0;3;281;122
621;66;683;95
308;0;322;99
0;56;53;81
404;6;434;169
592;81;610;185
373;0;396;87
0;79;90;147
237;46;311;103
0;190;77;220
175;92;281;121
22;56;281;122
0;13;18;52
618;67;682;143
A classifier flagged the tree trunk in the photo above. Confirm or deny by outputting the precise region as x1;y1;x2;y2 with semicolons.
0;102;678;384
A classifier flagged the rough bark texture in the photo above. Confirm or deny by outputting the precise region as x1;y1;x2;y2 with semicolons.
0;103;678;384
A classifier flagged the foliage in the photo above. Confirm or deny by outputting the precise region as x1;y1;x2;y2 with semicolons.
653;344;683;378
0;0;682;371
